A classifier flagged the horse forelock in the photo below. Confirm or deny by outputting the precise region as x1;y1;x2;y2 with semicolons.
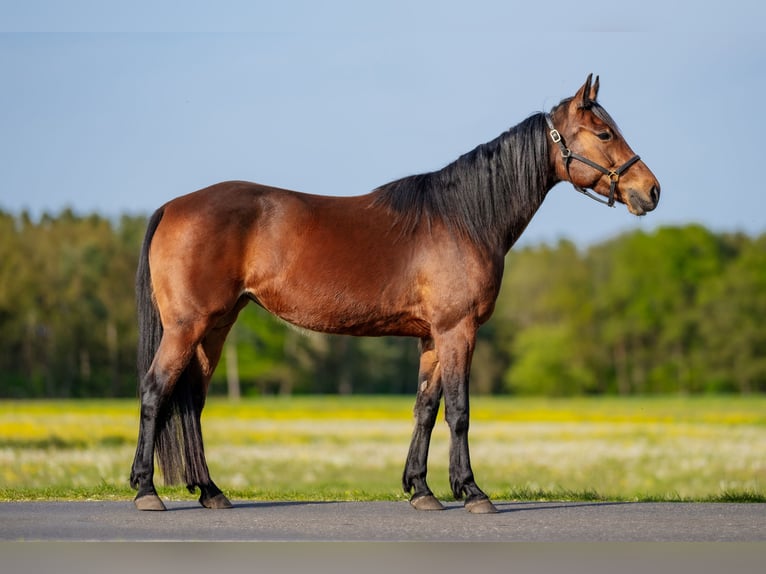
369;113;551;248
589;103;624;137
559;96;624;138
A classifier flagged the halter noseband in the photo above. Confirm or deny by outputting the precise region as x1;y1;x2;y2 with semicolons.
544;113;641;207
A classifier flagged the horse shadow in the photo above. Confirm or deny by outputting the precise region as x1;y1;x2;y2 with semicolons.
158;499;631;514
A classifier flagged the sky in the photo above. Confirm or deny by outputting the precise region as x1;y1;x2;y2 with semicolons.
1;1;764;247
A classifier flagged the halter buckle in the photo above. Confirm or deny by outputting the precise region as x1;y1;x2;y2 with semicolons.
549;129;562;144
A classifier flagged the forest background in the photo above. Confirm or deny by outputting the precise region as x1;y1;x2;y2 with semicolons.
1;209;764;399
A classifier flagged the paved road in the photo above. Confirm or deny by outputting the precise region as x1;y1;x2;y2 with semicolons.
1;500;763;542
2;501;764;574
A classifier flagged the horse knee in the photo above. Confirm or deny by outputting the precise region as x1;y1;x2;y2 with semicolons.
414;398;440;424
445;409;469;434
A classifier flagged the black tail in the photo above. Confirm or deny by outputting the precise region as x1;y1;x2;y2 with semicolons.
136;208;164;381
136;207;210;488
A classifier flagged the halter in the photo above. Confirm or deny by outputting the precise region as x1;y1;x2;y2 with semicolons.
544;113;641;207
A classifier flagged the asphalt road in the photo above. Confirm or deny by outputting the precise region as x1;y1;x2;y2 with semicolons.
1;500;763;542
2;501;764;574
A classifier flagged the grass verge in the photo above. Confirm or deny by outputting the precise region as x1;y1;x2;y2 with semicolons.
1;396;764;503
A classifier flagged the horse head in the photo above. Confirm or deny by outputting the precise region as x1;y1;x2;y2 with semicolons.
547;74;660;215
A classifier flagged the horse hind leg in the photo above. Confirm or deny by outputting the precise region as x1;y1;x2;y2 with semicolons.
183;358;231;509
187;308;247;509
131;377;170;511
131;328;199;511
178;349;232;509
131;316;233;511
185;350;232;509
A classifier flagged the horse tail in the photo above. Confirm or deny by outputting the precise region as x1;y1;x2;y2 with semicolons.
136;207;210;489
136;207;164;380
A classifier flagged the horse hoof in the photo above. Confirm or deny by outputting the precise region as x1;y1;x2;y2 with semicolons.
134;493;167;511
200;493;233;509
410;494;445;511
465;498;498;514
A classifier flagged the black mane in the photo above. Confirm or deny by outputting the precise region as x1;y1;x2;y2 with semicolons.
369;113;552;250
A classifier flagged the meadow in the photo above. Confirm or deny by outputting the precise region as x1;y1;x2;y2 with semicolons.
0;396;764;503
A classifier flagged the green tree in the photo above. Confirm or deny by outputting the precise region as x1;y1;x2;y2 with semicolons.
587;225;727;394
0;210;143;397
495;240;598;395
1;211;764;398
697;234;766;392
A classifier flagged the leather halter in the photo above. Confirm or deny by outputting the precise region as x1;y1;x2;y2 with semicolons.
545;113;641;207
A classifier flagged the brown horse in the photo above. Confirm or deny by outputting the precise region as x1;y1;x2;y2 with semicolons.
130;74;660;513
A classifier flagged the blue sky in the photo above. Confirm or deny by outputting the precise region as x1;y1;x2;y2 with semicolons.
1;1;764;246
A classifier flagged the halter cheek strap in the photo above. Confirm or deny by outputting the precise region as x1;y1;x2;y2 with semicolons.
544;113;641;207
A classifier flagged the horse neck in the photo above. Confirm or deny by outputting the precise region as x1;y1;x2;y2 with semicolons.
453;112;558;253
369;113;558;255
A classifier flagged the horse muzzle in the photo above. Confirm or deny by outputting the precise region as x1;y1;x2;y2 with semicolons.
625;183;660;216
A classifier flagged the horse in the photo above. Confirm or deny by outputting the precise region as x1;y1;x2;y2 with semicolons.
130;74;660;513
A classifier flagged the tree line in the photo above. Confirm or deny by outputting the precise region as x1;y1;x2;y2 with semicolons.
0;209;763;398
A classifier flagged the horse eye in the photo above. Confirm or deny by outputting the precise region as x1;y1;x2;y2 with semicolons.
597;132;612;141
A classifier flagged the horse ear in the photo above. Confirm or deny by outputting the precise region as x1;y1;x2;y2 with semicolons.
591;75;600;101
573;73;594;106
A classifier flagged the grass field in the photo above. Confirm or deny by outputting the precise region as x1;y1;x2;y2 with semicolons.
0;396;764;503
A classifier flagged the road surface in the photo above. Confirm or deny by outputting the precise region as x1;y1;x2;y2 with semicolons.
1;500;763;542
2;501;764;574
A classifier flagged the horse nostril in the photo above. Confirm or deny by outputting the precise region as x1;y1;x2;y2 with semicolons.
650;185;660;204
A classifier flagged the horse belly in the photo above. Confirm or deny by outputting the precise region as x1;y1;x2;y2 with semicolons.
247;239;428;337
251;276;430;338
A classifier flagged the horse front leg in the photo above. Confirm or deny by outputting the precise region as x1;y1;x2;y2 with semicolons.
438;325;498;514
403;337;444;510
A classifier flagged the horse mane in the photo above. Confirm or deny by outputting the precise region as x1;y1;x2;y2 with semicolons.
369;113;551;249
